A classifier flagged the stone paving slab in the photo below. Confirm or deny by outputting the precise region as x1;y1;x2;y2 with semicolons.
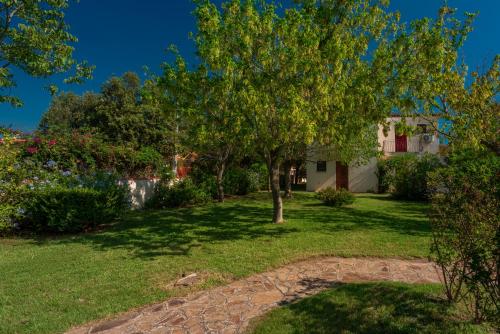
66;257;441;334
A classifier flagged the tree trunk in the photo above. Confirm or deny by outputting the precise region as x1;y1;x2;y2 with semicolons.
284;160;292;198
215;162;225;203
269;160;284;224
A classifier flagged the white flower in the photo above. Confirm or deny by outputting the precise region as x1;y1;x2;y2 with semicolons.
62;171;72;177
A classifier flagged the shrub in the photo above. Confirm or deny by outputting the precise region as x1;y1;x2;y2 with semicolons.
146;177;211;209
247;163;268;192
13;173;130;233
378;153;442;201
0;205;17;235
17;130;165;178
316;187;355;207
189;163;268;199
429;149;499;325
20;187;126;233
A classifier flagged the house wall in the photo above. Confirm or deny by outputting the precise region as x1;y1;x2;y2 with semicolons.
306;116;441;193
306;148;336;191
306;150;378;193
378;116;440;155
348;158;378;193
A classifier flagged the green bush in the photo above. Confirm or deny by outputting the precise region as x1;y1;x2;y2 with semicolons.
316;187;355;207
146;177;211;209
429;149;499;325
0;205;17;235
190;163;268;198
14;173;130;233
378;153;442;201
20;187;125;233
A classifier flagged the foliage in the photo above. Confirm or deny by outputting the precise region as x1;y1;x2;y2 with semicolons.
189;162;268;199
389;5;499;154
378;154;442;201
429;149;499;325
39;73;174;157
161;56;249;202
7;130;165;179
191;0;415;223
146;177;211;209
19;177;129;234
316;187;355;207
0;205;17;235
6;172;129;234
0;0;93;106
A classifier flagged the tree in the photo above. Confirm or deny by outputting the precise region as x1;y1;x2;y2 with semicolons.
188;66;248;202
39;72;173;156
194;0;400;223
39;92;100;132
0;0;93;106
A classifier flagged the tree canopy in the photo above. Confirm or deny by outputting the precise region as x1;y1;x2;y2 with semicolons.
193;0;402;223
40;72;173;156
0;0;93;106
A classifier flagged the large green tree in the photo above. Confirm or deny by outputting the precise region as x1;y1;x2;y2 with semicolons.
40;72;173;156
0;0;93;106
194;0;400;223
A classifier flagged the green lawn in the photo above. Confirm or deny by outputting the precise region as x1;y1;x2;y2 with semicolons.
0;192;432;334
247;282;490;334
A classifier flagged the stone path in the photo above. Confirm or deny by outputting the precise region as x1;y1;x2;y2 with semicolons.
66;257;441;334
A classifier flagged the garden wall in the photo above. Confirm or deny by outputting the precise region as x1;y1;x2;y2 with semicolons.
119;179;160;209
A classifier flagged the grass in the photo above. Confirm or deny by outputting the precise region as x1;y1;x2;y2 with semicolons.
247;282;491;334
0;192;432;334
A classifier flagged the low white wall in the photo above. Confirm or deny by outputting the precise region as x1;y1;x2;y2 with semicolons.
119;179;160;209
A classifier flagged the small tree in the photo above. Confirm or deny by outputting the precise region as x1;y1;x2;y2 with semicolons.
0;0;93;106
396;6;499;325
429;150;499;325
185;65;248;202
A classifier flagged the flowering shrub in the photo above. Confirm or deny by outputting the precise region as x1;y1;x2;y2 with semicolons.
17;130;165;178
1;130;131;234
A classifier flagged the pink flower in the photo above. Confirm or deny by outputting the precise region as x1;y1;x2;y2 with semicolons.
48;139;57;146
33;137;42;144
26;146;38;154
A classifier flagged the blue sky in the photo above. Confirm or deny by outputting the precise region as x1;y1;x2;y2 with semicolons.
0;0;498;131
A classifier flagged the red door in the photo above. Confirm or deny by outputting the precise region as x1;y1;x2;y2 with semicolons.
395;134;407;152
336;162;349;190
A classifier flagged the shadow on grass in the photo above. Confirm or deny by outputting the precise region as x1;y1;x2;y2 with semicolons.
251;283;479;334
28;192;431;259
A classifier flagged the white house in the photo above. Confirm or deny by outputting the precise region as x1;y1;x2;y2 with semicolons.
306;116;442;193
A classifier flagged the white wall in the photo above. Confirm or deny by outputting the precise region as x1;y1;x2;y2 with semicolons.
379;116;440;155
348;158;378;193
306;116;442;193
306;147;336;191
119;179;160;209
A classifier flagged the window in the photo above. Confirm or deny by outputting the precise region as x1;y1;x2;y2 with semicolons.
316;161;327;172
